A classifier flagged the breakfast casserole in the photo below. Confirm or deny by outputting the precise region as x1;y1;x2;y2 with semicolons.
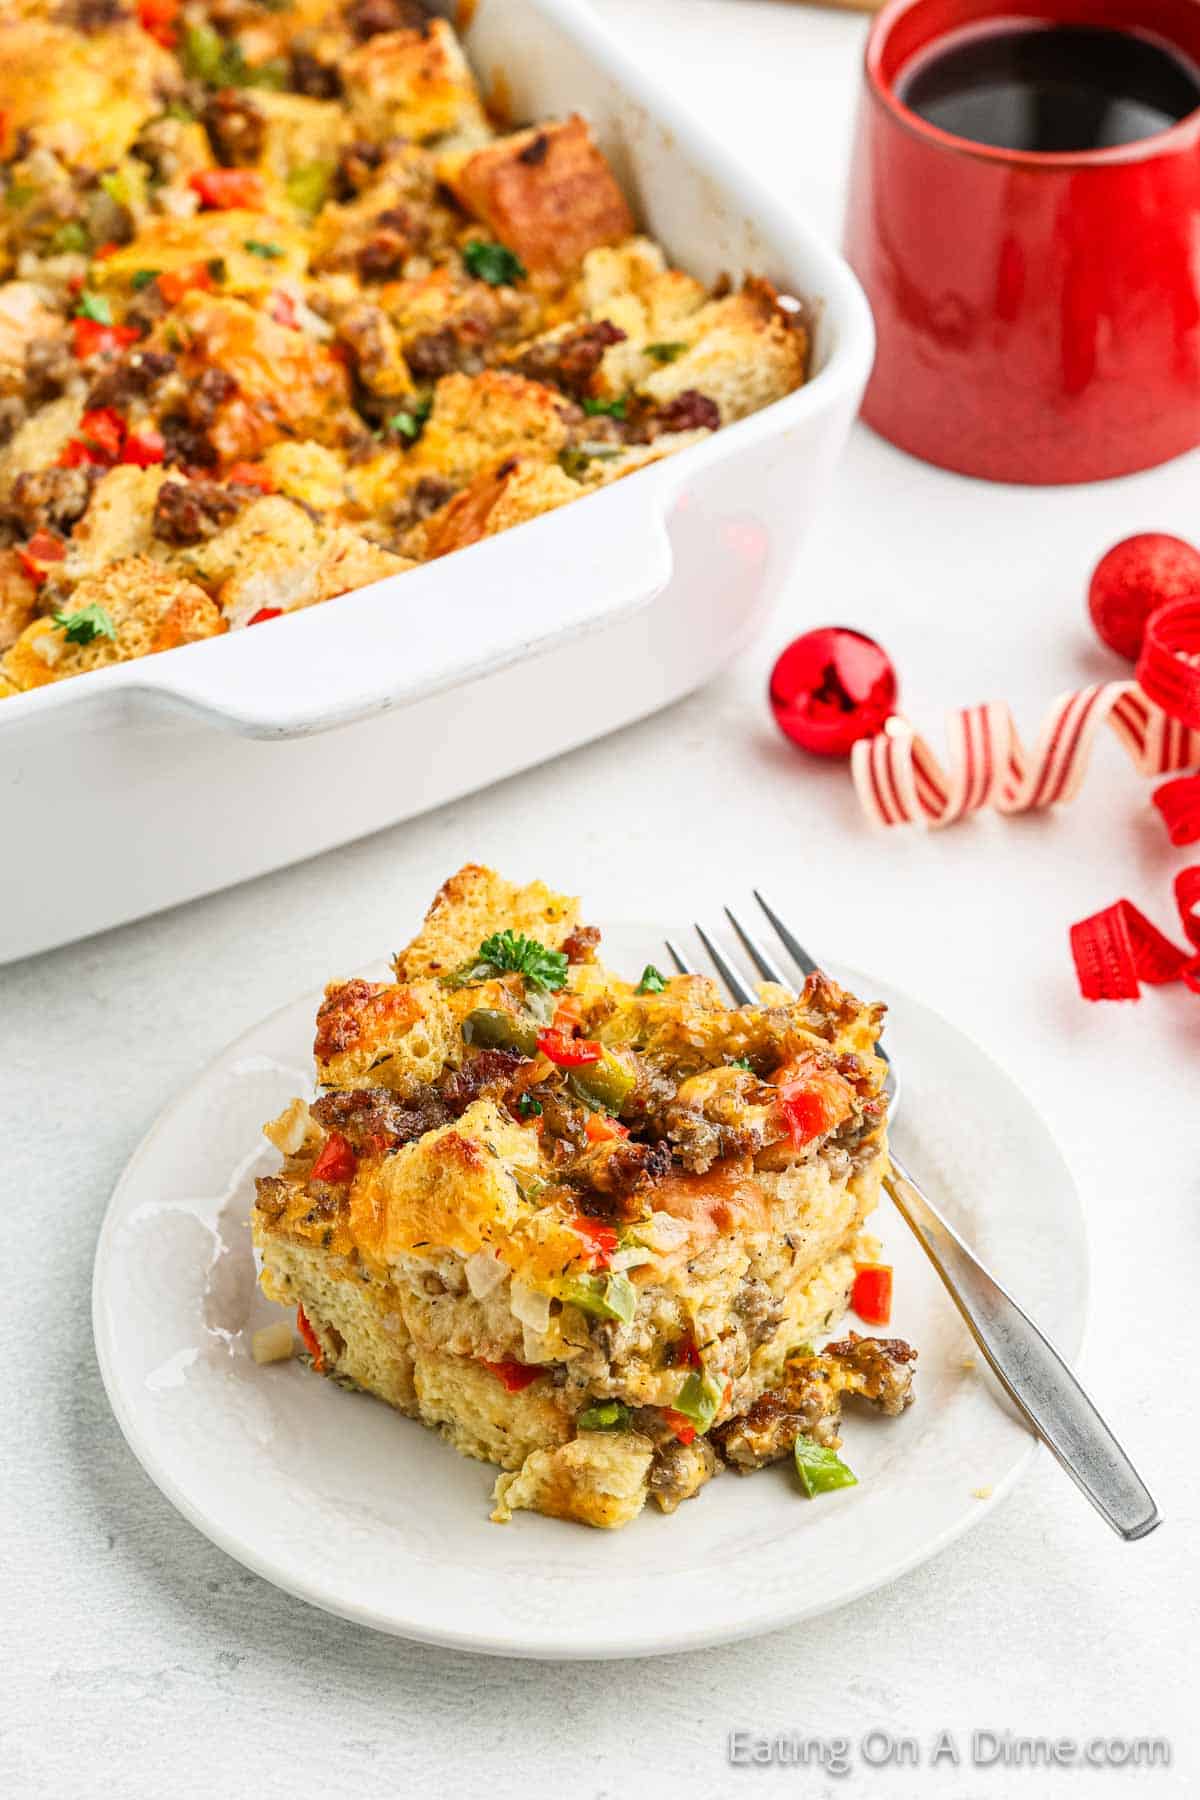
252;866;917;1529
0;0;810;697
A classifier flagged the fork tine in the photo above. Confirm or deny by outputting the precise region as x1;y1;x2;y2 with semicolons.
664;937;696;976
753;888;820;979
694;923;756;1007
724;907;791;989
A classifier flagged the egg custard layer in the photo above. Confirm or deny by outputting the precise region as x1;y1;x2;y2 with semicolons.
253;865;916;1529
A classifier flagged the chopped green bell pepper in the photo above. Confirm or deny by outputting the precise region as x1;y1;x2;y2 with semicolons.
794;1436;857;1498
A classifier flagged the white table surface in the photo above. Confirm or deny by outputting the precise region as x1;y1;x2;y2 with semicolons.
3;3;1197;1795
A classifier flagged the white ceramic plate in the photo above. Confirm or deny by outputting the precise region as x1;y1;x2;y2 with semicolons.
93;923;1087;1659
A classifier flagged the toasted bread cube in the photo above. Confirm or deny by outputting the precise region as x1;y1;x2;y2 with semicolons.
349;1098;541;1264
0;549;38;654
402;455;576;560
0;556;223;693
442;116;635;279
97;213;309;301
394;862;581;980
161;494;320;594
342;19;489;145
314;975;456;1092
491;1432;654;1529
408;370;572;489
260;441;351;516
251;90;349;193
0;395;81;503
0;20;179;168
61;466;166;585
415;1348;571;1470
162;293;354;462
218;527;413;627
637;281;808;423
0;282;66;396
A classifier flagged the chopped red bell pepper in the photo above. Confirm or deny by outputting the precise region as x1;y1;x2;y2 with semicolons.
662;1408;697;1447
536;1029;601;1068
72;317;140;360
310;1130;357;1184
246;607;283;626
120;428;166;467
851;1263;893;1326
296;1303;324;1371
482;1359;543;1393
80;407;124;459
58;406;127;469
157;263;213;305
583;1112;629;1146
16;530;65;584
270;290;298;328
137;0;179;46
571;1214;618;1268
189;169;267;210
778;1085;835;1148
226;461;276;493
92;241;120;262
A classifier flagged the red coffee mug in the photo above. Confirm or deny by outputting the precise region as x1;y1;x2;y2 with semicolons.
844;0;1200;484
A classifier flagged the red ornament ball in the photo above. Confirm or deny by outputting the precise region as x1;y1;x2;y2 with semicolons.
769;627;898;758
1087;532;1200;663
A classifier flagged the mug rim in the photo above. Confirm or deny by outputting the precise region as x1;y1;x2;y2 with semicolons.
865;0;1200;169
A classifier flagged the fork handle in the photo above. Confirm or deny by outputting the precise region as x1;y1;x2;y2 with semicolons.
885;1155;1160;1542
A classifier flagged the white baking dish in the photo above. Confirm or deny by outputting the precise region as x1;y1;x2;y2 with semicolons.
0;0;874;965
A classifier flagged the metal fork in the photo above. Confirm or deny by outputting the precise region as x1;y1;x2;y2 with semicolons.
667;895;1161;1543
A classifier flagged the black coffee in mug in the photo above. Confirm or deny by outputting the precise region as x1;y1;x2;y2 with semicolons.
898;22;1200;152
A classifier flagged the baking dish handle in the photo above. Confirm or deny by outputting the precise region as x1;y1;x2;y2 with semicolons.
128;481;675;739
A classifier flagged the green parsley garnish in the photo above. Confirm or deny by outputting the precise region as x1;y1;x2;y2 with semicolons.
445;930;568;993
463;239;527;286
636;964;667;994
577;1401;632;1432
75;291;111;324
386;398;432;442
52;604;117;647
516;1094;543;1120
645;341;687;364
794;1436;857;1499
729;1057;753;1071
582;396;626;419
131;269;159;290
243;239;284;259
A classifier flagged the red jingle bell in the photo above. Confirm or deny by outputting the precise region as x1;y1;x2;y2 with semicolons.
1087;533;1200;664
769;627;898;758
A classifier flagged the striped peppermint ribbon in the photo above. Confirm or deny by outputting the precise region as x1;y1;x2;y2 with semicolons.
848;597;1200;1003
850;683;1200;830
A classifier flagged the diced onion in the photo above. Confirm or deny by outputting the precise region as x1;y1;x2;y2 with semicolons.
465;1247;507;1299
510;1279;551;1333
251;1321;295;1364
522;1324;550;1364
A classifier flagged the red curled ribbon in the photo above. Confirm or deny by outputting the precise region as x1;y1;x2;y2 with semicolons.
848;596;1200;1004
1071;600;1200;1001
